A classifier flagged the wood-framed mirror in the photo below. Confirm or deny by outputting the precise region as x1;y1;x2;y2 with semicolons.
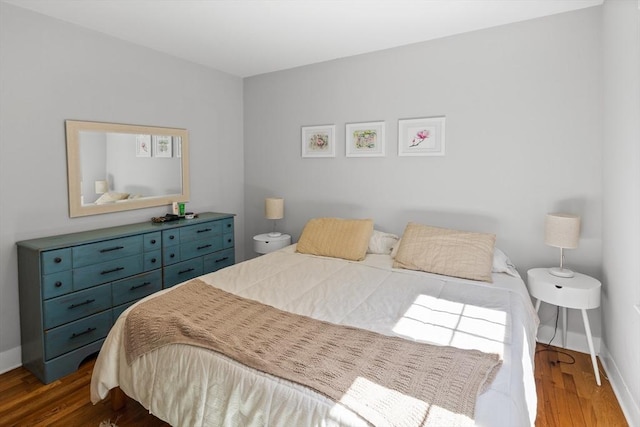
65;120;190;217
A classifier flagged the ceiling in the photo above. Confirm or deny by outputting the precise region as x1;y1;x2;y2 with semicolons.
4;0;602;77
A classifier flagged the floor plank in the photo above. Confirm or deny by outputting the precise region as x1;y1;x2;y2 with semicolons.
0;344;629;426
534;343;628;427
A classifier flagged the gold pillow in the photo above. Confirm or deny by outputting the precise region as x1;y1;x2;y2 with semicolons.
296;217;374;261
393;222;496;282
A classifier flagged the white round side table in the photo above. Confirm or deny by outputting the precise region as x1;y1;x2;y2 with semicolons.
527;267;602;386
253;233;292;254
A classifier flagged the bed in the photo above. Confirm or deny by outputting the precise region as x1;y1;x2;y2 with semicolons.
90;220;539;426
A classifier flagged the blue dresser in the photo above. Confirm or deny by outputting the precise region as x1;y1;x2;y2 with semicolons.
17;212;235;384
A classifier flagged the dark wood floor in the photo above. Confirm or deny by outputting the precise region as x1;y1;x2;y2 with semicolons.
0;344;628;426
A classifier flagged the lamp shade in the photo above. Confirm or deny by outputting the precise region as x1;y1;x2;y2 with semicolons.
94;180;108;194
545;213;580;249
265;197;284;220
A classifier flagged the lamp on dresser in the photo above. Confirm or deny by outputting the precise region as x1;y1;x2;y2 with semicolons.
265;197;284;237
545;212;580;278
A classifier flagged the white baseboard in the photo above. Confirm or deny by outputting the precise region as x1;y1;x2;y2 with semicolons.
536;323;600;354
599;344;640;427
0;345;21;375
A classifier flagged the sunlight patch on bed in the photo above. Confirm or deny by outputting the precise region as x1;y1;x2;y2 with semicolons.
329;376;472;426
393;294;507;354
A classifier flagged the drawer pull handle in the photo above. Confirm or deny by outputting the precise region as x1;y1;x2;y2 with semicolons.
150;258;157;263
178;268;195;275
215;256;229;263
197;228;212;233
150;239;157;244
170;254;176;258
54;281;63;288
227;238;232;243
68;299;95;309
131;281;151;290
169;235;175;240
227;223;232;228
54;257;62;263
197;244;212;250
555;285;563;289
101;266;125;275
100;246;124;253
71;327;96;339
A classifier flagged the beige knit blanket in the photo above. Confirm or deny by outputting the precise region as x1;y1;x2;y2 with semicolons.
124;279;502;427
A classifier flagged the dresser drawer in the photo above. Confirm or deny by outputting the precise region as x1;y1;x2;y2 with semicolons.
163;245;181;265
221;218;234;234
73;255;143;290
180;221;221;243
42;270;73;300
180;236;223;260
72;235;143;268
112;270;162;306
43;283;111;329
144;250;161;271
222;232;234;249
143;232;162;252
41;248;72;274
164;258;203;288
162;229;180;247
203;248;235;273
113;300;137;324
45;310;111;360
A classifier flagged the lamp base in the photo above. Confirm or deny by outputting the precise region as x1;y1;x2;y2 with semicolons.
548;267;575;278
268;231;282;237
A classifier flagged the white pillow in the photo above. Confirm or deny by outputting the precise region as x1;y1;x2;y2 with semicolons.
367;230;399;254
391;239;520;278
95;192;130;205
492;247;520;277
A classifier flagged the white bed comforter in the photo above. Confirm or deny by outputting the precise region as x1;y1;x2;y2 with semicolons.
91;246;539;426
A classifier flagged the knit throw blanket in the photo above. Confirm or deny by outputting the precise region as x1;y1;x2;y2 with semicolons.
124;279;502;427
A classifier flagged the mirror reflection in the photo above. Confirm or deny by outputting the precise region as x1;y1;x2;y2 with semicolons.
66;120;190;217
79;131;182;205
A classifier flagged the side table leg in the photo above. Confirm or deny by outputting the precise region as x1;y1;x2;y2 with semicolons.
535;299;541;312
562;307;567;348
581;309;601;386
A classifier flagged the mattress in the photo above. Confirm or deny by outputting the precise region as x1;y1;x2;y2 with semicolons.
91;245;539;426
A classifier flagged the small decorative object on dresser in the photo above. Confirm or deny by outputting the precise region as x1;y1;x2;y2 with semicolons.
253;233;292;255
527;267;602;385
16;212;235;384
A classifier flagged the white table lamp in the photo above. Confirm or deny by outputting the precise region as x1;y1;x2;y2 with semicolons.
95;180;108;194
545;213;580;278
265;197;284;237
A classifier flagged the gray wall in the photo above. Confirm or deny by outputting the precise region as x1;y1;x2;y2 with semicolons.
602;0;640;423
245;8;603;344
0;3;244;371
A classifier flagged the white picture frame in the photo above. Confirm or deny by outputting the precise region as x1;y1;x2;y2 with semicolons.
301;125;336;158
153;135;172;158
345;121;385;157
173;136;182;158
135;134;152;157
398;116;446;156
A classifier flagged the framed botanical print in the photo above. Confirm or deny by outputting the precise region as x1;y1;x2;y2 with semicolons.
301;125;336;158
398;116;445;156
345;121;385;157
